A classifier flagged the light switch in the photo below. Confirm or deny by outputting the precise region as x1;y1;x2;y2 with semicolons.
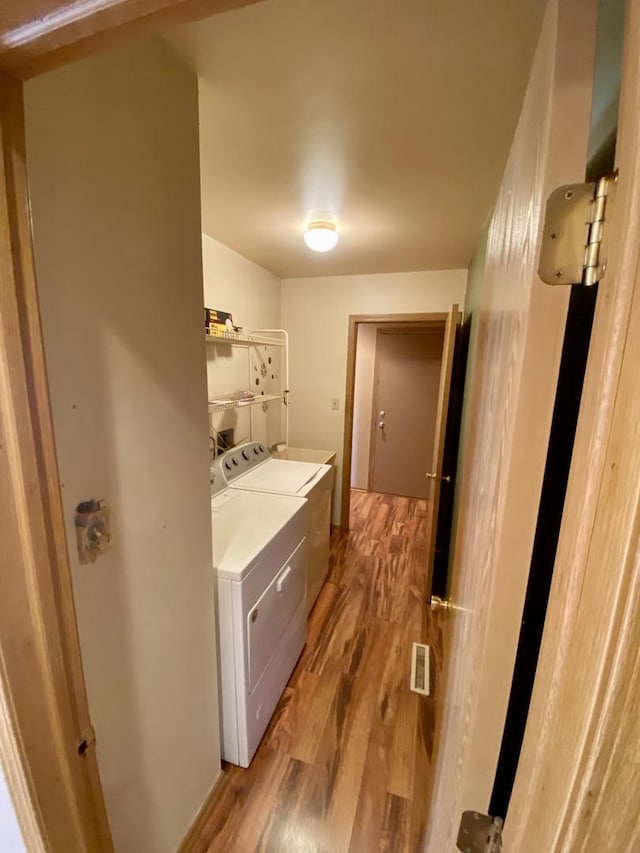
331;397;340;411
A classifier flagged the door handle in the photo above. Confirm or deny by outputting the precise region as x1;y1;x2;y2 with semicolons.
277;565;292;593
430;595;454;613
378;420;385;429
426;472;451;482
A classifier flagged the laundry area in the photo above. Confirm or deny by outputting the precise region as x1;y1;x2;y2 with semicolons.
7;0;623;849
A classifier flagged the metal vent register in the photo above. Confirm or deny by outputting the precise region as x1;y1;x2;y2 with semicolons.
410;642;430;696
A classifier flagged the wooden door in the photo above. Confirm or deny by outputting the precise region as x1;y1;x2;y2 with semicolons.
424;303;459;594
505;0;640;846
424;0;597;848
369;329;444;499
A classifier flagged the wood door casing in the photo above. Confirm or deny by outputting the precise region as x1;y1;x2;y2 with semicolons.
0;0;264;79
424;303;459;594
423;0;596;847
340;313;448;530
1;0;639;850
369;329;444;500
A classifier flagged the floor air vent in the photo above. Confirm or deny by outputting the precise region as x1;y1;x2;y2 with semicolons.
410;642;430;696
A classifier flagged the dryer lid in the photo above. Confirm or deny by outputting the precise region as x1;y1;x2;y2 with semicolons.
211;489;305;580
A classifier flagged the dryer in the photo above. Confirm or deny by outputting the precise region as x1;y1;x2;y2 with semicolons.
210;464;307;767
216;442;334;613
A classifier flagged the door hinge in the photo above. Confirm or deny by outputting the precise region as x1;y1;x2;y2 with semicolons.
77;725;97;758
539;173;617;286
457;810;503;853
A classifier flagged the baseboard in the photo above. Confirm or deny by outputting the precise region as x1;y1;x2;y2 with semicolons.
178;770;224;853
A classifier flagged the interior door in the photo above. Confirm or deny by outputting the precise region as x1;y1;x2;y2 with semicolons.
423;0;596;848
370;329;444;499
424;303;459;594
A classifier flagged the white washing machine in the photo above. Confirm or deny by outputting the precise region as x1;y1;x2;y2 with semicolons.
210;462;307;767
217;442;334;614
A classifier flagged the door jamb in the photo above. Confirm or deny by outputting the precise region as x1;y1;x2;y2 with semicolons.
341;312;447;530
3;0;640;850
367;328;384;491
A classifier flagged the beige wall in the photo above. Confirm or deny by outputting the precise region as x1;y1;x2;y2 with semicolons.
25;39;220;853
202;234;284;449
351;324;378;489
281;270;467;523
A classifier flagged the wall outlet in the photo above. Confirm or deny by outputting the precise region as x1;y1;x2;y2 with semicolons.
331;397;340;411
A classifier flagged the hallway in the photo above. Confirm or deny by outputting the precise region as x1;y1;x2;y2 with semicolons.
196;490;442;852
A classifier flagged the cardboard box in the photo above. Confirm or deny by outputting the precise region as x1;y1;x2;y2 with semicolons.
205;308;234;334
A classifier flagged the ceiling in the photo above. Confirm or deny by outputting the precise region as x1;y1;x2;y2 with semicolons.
167;0;546;278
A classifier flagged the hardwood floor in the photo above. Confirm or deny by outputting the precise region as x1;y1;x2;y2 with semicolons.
196;491;442;852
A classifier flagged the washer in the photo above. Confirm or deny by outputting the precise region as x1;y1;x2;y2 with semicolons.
210;463;307;767
217;442;334;613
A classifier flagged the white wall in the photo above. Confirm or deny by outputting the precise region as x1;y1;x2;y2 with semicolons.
351;324;378;489
202;235;284;450
0;763;25;853
281;270;467;523
25;39;220;853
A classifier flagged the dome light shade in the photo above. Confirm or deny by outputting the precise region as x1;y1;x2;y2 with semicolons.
304;220;339;252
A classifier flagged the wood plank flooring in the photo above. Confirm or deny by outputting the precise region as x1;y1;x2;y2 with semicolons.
196;491;442;852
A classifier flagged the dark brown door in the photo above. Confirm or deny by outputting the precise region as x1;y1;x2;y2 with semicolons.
370;328;445;499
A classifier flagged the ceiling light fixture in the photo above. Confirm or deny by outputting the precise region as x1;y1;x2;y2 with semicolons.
304;220;339;253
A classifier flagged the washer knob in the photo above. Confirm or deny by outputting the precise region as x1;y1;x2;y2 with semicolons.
224;461;231;471
242;450;250;461
232;457;239;466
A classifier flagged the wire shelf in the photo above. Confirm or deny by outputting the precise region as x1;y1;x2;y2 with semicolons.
208;392;285;413
205;330;286;347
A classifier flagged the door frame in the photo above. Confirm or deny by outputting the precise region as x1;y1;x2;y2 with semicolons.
3;0;640;850
341;313;448;530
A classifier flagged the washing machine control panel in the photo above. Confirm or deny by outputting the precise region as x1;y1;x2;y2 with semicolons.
212;441;270;486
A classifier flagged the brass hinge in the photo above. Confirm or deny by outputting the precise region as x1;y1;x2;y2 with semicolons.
538;173;617;286
77;725;97;758
457;810;503;852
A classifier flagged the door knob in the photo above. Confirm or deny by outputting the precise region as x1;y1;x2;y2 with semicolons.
378;420;385;429
430;595;454;613
426;472;451;482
